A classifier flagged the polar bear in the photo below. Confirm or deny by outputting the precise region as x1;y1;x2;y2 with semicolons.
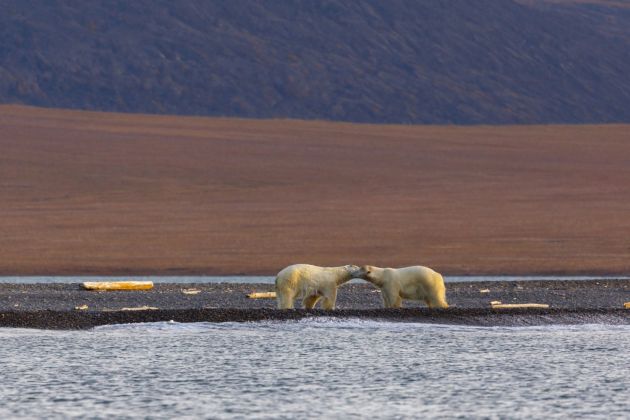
357;265;448;309
275;264;360;310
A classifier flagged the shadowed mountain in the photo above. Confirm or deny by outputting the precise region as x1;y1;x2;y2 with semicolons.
1;0;630;123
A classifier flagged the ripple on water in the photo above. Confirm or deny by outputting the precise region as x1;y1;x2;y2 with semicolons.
1;320;629;418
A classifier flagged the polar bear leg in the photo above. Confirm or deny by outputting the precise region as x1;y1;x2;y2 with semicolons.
276;290;296;309
381;290;390;307
430;273;449;308
303;295;321;309
427;295;448;309
381;284;401;308
321;288;337;310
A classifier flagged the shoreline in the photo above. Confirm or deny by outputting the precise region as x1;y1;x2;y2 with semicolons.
2;308;629;330
1;280;629;329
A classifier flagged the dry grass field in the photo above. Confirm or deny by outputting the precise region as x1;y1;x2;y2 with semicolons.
1;105;629;275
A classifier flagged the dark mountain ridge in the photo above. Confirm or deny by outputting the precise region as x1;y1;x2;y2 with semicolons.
1;0;630;124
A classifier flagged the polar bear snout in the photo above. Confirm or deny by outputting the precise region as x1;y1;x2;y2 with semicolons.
345;264;362;277
354;265;372;280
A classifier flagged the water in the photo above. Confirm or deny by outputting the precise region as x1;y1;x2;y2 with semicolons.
1;275;628;284
1;320;629;419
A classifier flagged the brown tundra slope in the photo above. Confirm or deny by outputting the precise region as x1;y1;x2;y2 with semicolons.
1;105;629;275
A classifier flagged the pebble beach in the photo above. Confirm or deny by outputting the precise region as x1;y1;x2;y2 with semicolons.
1;279;629;329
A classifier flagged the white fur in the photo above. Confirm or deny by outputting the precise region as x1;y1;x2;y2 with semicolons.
275;264;359;310
357;265;448;309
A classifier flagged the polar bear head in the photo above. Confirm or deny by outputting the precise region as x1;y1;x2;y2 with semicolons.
355;265;377;281
356;265;383;283
343;264;361;277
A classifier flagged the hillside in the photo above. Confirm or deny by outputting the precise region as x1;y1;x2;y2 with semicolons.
2;105;630;275
1;1;630;124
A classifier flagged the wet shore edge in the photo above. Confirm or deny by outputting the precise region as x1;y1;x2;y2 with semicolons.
0;308;628;330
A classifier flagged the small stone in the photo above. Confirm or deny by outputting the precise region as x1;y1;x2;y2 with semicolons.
121;306;159;311
182;289;201;295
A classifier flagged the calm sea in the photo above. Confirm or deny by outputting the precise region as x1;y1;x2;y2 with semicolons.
1;319;629;419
